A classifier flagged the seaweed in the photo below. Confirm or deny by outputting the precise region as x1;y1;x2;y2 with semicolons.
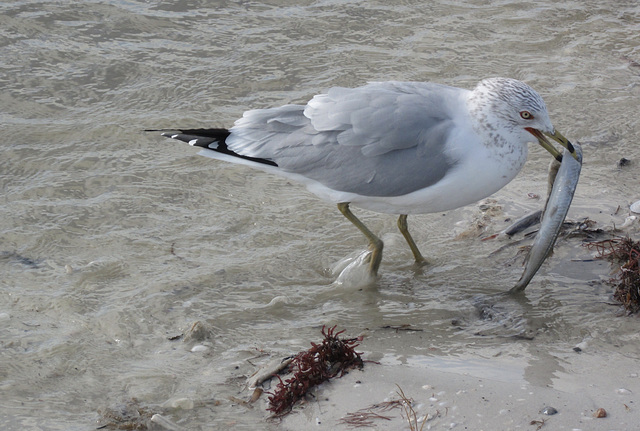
267;325;364;416
338;400;401;427
395;385;433;431
587;236;640;313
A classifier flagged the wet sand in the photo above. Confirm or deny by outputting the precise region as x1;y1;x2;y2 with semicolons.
274;330;640;430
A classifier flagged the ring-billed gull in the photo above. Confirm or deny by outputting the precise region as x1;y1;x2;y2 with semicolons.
155;78;576;277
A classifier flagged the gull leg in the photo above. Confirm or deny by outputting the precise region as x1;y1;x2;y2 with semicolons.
337;203;383;275
397;214;427;265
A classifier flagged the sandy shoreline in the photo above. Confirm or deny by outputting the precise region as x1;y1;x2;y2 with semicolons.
202;320;640;431
272;344;640;431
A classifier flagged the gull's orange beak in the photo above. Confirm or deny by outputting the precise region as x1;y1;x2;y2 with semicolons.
526;127;578;162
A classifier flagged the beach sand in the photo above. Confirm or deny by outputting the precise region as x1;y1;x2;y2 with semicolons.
271;334;640;430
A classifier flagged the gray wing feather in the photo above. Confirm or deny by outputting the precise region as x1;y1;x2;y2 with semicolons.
226;82;465;197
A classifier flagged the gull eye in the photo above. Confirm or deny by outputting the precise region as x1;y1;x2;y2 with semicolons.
520;110;533;120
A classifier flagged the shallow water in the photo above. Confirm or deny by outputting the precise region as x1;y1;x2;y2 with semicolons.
1;0;640;429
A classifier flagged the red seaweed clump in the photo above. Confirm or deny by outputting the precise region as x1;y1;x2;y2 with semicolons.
588;236;640;313
267;325;364;416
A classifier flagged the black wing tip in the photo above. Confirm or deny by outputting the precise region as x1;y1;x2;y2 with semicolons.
169;128;231;138
145;127;230;134
150;128;279;167
148;128;232;147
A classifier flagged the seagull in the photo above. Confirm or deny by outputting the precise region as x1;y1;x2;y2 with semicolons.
153;78;576;277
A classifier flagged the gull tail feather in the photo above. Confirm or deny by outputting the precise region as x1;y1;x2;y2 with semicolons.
147;128;278;167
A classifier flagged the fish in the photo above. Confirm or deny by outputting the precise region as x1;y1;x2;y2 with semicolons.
501;209;543;237
509;142;583;293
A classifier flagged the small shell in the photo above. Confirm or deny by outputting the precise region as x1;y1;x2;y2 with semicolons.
541;406;558;415
630;200;640;214
617;157;631;168
620;216;637;229
594;408;607;418
249;387;263;403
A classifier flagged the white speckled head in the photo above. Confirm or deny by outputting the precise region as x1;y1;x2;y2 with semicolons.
467;77;557;150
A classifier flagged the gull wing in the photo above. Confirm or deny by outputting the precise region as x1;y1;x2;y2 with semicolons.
226;81;468;197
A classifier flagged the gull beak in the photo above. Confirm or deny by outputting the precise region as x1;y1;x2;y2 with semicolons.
526;127;578;162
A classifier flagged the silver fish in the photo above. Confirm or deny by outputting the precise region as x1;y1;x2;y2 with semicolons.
510;143;583;293
502;209;542;237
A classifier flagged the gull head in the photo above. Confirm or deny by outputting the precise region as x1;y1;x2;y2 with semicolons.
470;77;577;161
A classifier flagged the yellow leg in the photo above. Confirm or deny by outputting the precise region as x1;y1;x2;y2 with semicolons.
337;203;383;276
397;214;426;265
